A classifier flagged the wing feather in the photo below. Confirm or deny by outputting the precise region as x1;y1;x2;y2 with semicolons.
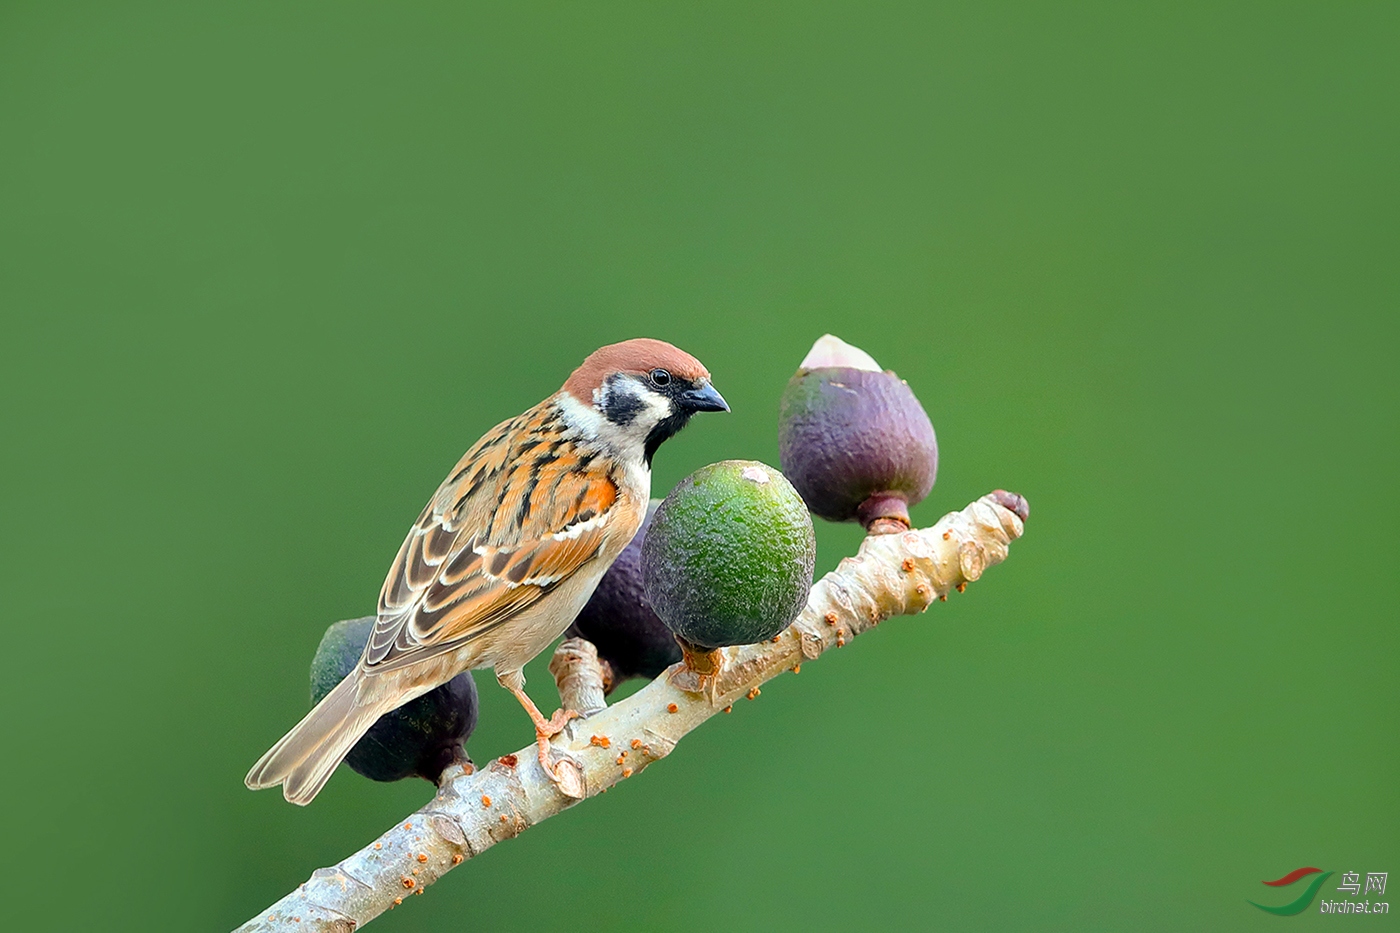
364;401;627;673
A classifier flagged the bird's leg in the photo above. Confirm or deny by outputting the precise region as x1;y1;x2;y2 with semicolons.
498;672;579;779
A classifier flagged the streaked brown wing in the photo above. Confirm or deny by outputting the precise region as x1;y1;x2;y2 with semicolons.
363;401;623;672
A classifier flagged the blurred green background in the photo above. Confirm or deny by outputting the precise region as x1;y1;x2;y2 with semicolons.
2;2;1396;930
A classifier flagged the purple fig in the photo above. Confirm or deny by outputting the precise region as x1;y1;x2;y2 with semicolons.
310;617;478;784
566;500;682;692
778;335;938;533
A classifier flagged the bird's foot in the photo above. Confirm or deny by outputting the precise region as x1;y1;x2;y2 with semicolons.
537;707;580;739
534;708;583;791
536;740;585;798
500;680;585;793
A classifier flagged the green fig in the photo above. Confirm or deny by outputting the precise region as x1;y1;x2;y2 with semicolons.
641;461;815;657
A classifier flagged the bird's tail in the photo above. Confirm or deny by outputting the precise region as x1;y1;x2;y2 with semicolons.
244;671;389;805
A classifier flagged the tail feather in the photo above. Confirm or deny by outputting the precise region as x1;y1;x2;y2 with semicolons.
245;672;387;805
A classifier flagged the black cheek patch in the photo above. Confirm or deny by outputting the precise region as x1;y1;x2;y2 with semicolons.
604;389;647;426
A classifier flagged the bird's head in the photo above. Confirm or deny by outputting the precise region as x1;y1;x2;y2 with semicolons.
562;338;728;466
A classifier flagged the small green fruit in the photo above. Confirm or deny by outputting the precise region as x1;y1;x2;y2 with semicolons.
641;460;816;651
310;617;478;784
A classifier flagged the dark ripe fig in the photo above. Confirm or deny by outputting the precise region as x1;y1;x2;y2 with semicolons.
778;334;938;533
566;500;681;692
641;461;815;655
310;617;478;784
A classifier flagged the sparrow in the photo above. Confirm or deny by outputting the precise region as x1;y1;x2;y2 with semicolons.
246;338;728;804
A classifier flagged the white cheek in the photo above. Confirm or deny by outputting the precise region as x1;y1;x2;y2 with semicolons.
558;392;605;435
640;393;673;425
556;388;665;466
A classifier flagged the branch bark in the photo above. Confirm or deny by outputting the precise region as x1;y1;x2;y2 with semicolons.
236;491;1027;932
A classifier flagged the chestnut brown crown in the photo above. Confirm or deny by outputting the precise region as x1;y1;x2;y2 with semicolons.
563;338;710;401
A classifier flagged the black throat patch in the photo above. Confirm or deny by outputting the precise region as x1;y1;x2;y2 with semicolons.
644;409;692;466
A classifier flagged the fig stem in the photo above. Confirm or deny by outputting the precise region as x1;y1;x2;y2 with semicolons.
865;516;911;535
674;636;724;677
856;492;912;534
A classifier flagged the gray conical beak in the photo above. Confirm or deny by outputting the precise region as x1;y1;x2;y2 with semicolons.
681;380;729;413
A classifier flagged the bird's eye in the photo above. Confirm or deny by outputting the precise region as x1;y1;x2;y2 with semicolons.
649;369;672;388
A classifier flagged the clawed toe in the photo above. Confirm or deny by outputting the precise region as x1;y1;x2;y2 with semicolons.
533;709;580;783
534;736;582;793
537;707;580;739
501;683;584;785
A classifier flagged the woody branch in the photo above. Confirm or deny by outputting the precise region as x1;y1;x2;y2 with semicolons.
236;490;1027;932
